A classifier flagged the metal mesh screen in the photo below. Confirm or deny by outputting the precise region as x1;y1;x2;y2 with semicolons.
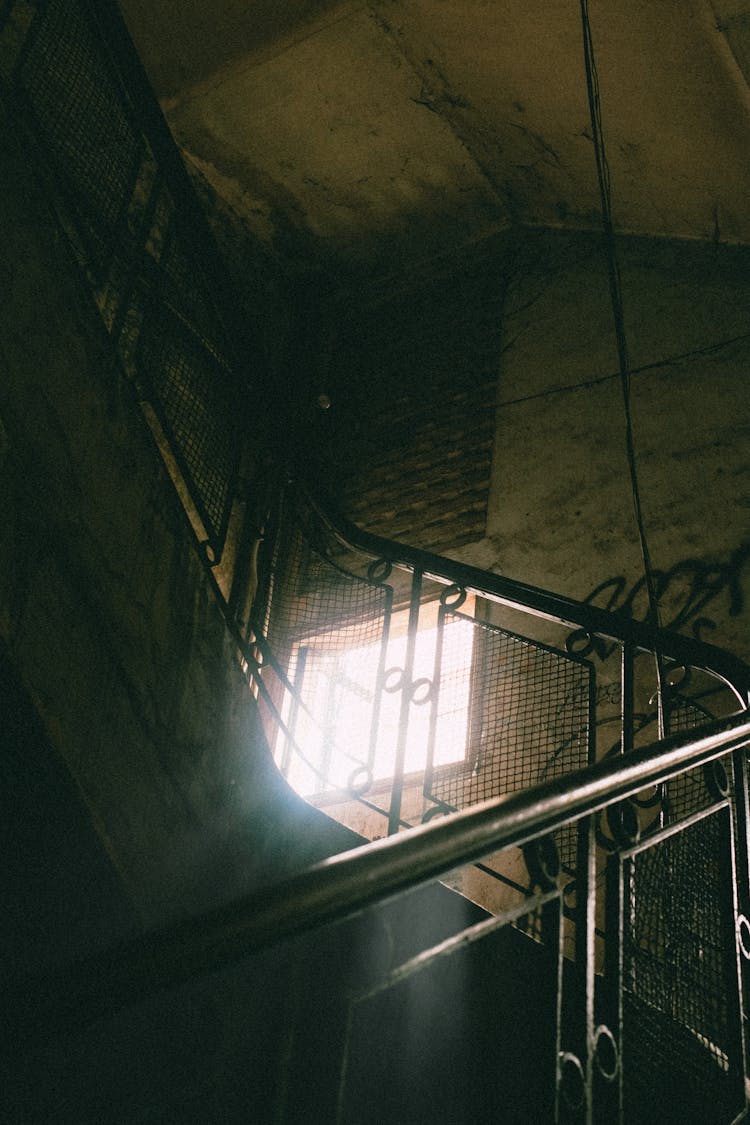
158;222;225;351
263;513;392;797
260;499;596;849
7;0;250;567
138;310;240;551
427;612;591;866
666;695;725;824
18;0;140;256
622;810;744;1125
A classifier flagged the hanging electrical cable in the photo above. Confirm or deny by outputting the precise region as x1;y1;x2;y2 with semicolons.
578;0;667;736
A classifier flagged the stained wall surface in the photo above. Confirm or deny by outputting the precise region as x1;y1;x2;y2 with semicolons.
120;0;750;275
481;229;750;666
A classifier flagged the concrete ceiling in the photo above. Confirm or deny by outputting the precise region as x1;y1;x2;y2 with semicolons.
120;0;750;278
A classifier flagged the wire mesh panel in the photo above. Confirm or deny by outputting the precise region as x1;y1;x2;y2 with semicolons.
156;217;228;354
620;807;745;1125
665;694;727;824
261;506;393;801
138;308;241;558
16;0;141;268
426;609;593;868
4;0;249;567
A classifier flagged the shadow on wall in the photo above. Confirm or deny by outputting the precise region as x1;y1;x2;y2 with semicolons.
0;652;139;981
568;539;750;661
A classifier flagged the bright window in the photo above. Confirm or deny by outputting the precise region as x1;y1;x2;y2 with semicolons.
278;597;476;798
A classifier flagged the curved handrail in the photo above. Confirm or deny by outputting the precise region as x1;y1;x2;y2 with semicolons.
303;486;750;705
8;710;750;1046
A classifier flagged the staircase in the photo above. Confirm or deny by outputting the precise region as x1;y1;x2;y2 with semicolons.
5;694;750;1123
245;480;750;1125
3;3;750;1122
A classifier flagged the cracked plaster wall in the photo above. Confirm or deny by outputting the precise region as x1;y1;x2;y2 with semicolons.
120;0;750;292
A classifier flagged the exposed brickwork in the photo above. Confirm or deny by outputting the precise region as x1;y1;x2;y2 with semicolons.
310;246;509;554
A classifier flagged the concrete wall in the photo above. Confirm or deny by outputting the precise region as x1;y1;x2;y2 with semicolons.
478;229;750;666
0;103;357;932
313;225;750;669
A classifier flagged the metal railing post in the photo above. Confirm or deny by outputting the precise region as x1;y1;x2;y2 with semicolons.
388;569;423;836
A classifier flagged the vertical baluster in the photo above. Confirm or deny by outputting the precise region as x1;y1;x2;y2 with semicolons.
387;569;422;836
730;686;750;901
730;691;750;1077
600;846;624;1125
619;642;634;758
732;744;750;922
281;645;307;778
366;578;392;784
543;887;565;1125
719;803;750;1117
422;596;446;802
582;828;598;1123
576;665;599;1123
566;812;597;1125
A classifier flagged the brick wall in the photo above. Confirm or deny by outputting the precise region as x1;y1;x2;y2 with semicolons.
307;239;510;554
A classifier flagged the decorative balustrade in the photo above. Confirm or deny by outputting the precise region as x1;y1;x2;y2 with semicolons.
0;0;250;571
236;484;750;1121
250;483;750;918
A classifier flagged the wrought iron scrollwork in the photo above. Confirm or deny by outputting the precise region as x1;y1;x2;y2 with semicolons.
703;758;731;801
200;539;218;566
736;914;750;960
606;799;641;849
558;1051;586;1111
593;1024;619;1082
566;627;609;660
629;782;664;810
347;765;373;797
664;663;691;694
562;877;577;914
440;584;467;610
366;558;393;584
409;677;433;705
421;801;452;824
595;809;619;853
383;667;405;694
523;835;561;890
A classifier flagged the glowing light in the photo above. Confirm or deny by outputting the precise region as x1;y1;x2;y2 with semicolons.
278;604;475;798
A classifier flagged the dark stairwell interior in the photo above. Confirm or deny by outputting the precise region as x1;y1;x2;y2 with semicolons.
3;2;750;1122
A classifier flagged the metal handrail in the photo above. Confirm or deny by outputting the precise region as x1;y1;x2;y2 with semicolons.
10;709;750;1046
303;485;750;704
